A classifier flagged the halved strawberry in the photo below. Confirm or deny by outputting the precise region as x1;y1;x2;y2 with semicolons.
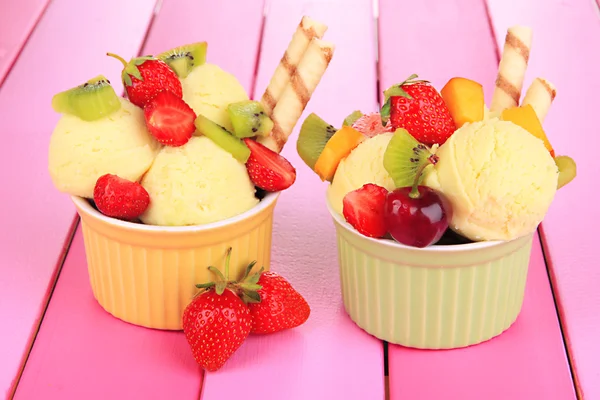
93;174;150;220
144;91;196;147
342;183;388;238
351;113;393;138
243;138;296;191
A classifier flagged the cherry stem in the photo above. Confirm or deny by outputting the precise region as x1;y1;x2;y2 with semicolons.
106;53;128;67
409;154;439;199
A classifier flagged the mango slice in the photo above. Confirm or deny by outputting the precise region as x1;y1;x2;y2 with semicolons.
501;105;555;157
440;77;484;127
314;126;365;181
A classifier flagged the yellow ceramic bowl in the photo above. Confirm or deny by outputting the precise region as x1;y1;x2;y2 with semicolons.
326;190;533;349
72;193;279;330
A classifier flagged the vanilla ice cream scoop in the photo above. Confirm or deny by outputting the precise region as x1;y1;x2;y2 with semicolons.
424;118;558;241
181;63;249;131
327;133;396;215
140;136;259;226
48;97;160;198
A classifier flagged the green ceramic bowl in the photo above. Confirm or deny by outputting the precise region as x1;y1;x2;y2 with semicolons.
326;191;533;349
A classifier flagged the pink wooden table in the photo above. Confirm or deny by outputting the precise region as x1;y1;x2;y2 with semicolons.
0;0;596;398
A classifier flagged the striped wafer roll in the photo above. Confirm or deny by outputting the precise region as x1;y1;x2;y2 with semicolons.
259;38;335;153
490;26;533;113
522;77;556;122
260;16;328;115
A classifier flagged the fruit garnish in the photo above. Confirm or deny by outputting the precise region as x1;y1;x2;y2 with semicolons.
342;183;388;238
51;75;121;121
314;126;365;181
107;53;182;107
144;91;196;146
501;105;555;157
385;185;451;248
297;113;337;170
243;138;296;191
93;174;150;220
555;155;576;189
342;110;363;126
383;128;438;188
227;100;274;138
351;112;394;138
236;266;310;334
440;77;484;128
195;114;250;162
157;42;207;79
182;248;252;372
381;74;456;145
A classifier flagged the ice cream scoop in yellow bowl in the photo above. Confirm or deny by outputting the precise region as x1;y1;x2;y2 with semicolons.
72;192;279;330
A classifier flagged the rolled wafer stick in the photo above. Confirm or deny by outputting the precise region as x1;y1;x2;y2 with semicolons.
490;26;533;113
260;16;328;115
258;38;335;153
522;77;556;122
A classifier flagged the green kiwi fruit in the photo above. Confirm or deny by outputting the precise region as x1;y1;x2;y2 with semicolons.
158;42;207;79
342;110;363;127
297;113;337;170
51;75;121;121
383;128;437;188
194;114;250;162
227;101;274;138
555;155;576;189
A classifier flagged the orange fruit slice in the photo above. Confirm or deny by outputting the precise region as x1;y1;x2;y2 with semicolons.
314;126;365;181
440;77;484;128
501;105;555;157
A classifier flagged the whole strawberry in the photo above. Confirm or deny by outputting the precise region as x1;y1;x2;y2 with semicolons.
247;271;310;334
182;249;252;372
107;53;182;107
381;74;456;145
93;174;150;220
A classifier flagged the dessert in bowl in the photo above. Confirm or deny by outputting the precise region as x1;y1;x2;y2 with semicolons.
297;26;577;349
48;17;335;331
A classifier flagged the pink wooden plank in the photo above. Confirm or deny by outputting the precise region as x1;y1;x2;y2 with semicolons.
0;0;50;86
14;0;265;398
379;0;576;398
0;0;156;397
486;0;600;398
200;0;385;399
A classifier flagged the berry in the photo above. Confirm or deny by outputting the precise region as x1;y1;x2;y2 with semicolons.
107;53;182;107
382;74;456;145
144;91;196;146
243;138;296;191
342;183;388;238
93;174;150;220
385;186;452;248
248;271;310;334
351;112;393;138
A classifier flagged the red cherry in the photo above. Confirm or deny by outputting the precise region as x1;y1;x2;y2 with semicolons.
384;186;451;247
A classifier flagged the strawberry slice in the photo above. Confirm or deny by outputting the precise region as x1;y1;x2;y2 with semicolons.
144;91;196;146
342;183;388;238
93;174;150;220
243;138;296;191
351;113;393;138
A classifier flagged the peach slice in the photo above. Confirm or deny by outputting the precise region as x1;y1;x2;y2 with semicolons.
440;77;484;128
501;105;555;157
314;126;365;181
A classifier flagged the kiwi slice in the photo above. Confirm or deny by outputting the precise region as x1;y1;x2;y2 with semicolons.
296;113;337;170
227;101;274;138
383;128;437;188
555;155;576;189
195;114;250;162
51;75;121;121
343;110;363;127
158;42;207;79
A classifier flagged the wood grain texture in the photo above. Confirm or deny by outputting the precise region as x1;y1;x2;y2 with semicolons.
379;0;576;398
486;0;600;398
0;0;156;397
0;0;50;87
13;0;265;398
200;0;385;399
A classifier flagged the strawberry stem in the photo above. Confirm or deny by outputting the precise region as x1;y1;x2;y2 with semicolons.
409;154;439;199
224;247;232;280
106;53;128;67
